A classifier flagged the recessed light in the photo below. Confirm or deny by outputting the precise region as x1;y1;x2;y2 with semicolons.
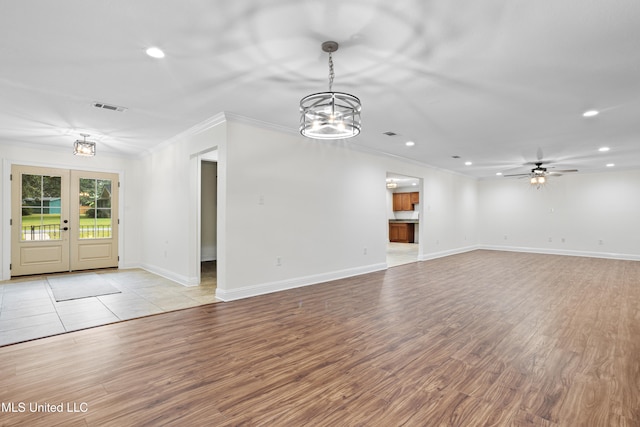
606;163;615;167
146;46;165;58
464;161;472;166
496;172;503;176
598;146;610;152
583;110;599;117
405;141;415;147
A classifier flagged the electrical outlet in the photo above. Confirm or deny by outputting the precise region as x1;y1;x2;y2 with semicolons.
598;240;604;245
504;235;508;240
276;256;282;266
548;237;553;242
363;247;367;255
561;238;565;243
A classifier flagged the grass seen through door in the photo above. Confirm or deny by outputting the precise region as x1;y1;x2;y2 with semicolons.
21;214;112;240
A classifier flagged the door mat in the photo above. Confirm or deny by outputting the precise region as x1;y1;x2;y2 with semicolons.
47;273;122;302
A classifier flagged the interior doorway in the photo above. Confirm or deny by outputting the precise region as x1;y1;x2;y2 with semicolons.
200;152;218;289
386;172;421;267
10;164;119;276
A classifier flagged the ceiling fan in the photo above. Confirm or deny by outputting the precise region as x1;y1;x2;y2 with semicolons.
503;162;578;188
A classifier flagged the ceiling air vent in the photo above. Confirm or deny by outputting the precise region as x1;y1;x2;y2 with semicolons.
92;102;127;112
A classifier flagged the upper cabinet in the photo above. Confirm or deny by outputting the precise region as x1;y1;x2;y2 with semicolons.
392;192;419;211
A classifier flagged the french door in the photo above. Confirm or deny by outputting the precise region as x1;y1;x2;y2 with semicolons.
11;165;119;276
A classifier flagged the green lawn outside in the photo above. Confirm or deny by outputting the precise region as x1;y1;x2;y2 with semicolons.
21;214;111;227
21;214;112;239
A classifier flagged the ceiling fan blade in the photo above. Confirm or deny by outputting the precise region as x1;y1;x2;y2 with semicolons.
503;173;530;177
553;169;578;173
525;160;553;166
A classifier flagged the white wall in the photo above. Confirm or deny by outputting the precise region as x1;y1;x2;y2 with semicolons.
217;118;479;299
135;113;480;300
422;169;478;258
0;142;142;280
477;170;640;259
9;114;636;302
137;115;227;285
219;119;388;299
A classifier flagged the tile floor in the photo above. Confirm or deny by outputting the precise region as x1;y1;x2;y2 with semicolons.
0;263;217;347
387;242;419;267
1;246;416;348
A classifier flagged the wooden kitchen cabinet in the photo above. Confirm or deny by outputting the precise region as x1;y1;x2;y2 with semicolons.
389;222;415;243
392;193;412;211
392;192;419;211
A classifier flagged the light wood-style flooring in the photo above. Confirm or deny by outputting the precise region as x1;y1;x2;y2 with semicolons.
1;251;639;426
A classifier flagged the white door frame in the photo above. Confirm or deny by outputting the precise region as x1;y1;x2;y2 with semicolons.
2;158;124;281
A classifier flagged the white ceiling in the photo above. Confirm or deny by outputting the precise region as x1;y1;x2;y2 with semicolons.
2;0;639;178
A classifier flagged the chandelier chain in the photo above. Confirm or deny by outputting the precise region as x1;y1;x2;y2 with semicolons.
328;52;335;92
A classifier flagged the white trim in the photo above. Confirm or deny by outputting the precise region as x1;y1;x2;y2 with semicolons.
144;112;227;156
1;158;125;280
478;245;640;261
1;159;10;280
215;262;387;301
139;263;199;287
223;112;299;136
419;245;481;261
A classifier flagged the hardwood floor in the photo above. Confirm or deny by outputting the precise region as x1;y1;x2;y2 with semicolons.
1;250;639;426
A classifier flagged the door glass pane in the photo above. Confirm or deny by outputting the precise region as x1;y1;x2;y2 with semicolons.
79;178;112;239
21;174;62;241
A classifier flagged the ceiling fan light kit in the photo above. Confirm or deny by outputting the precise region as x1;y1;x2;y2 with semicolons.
300;41;361;140
530;175;546;188
503;161;578;189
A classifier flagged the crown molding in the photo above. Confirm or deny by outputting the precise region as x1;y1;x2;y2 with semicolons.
222;111;299;137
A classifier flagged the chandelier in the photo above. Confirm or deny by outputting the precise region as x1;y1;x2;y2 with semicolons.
73;133;96;156
300;41;361;140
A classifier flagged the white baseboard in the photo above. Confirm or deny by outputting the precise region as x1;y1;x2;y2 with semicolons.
419;245;481;261
138;263;199;287
215;262;387;302
478;245;640;261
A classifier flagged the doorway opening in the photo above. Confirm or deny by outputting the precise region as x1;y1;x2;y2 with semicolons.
200;151;218;291
386;172;421;267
